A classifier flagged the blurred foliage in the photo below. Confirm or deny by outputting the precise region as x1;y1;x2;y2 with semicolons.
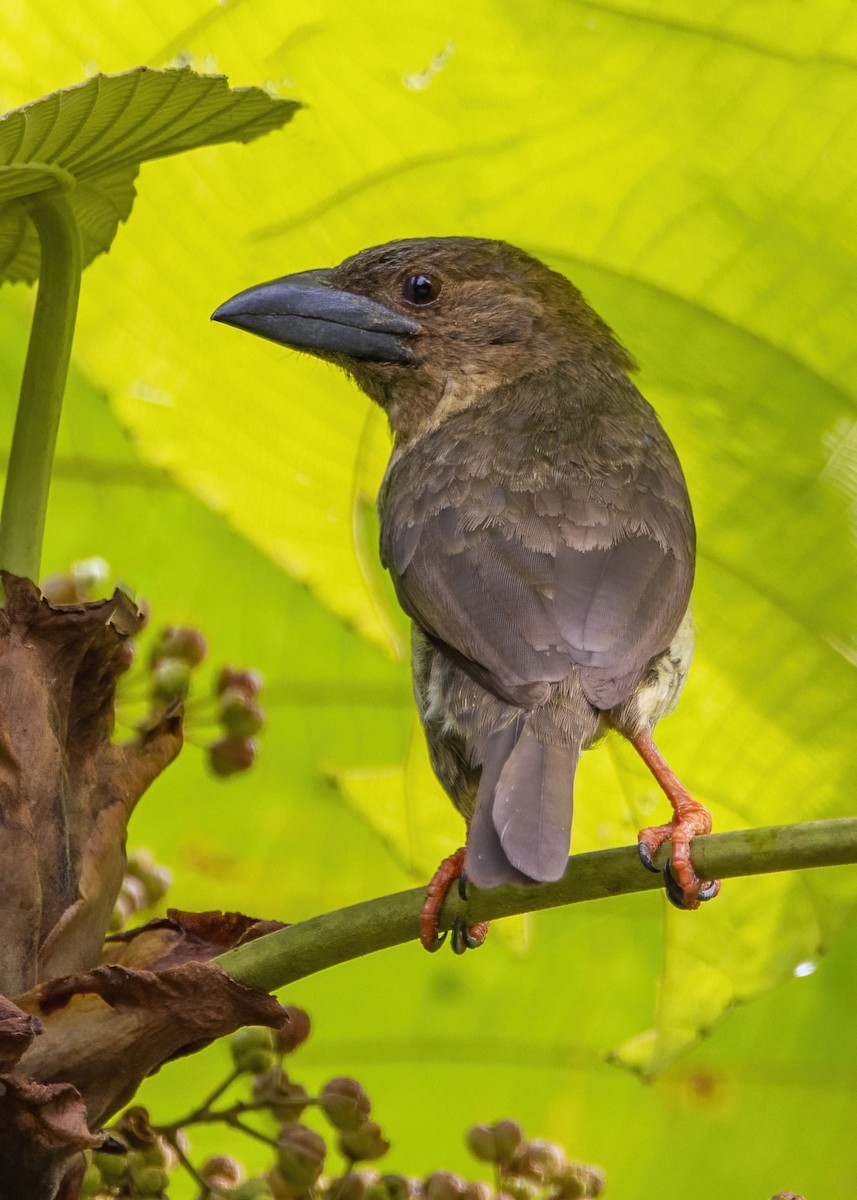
1;1;856;1197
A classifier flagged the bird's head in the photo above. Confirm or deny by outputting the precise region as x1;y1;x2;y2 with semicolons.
213;237;634;444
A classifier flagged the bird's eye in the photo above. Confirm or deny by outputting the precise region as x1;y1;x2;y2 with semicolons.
402;273;441;305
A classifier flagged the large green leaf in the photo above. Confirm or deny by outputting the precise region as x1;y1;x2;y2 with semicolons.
0;67;298;281
1;4;856;1197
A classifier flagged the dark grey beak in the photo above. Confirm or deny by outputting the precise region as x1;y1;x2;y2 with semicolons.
212;268;419;365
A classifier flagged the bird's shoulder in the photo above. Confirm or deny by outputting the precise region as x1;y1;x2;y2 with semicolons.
379;366;693;571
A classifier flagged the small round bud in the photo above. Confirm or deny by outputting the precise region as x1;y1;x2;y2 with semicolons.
328;1173;375;1200
274;1006;311;1054
127;851;172;907
92;1148;128;1184
72;557;111;595
503;1181;538;1200
153;626;208;668
128;1161;169;1195
467;1120;523;1165
209;736;257;777
554;1164;605;1200
492;1121;524;1163
118;874;149;916
115;639;136;675
81;1159;106;1197
275;1124;326;1193
217;667;263;698
339;1121;390;1163
128;1143;168;1169
252;1066;310;1122
366;1175;418;1200
463;1184;493;1200
511;1141;565;1184
320;1077;372;1131
230;1026;276;1074
41;573;81;604
220;688;265;737
231;1181;276;1200
466;1125;496;1162
425;1171;466;1200
151;657;191;701
201;1154;244;1188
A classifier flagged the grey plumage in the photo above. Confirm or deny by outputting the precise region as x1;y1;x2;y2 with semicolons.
213;236;697;892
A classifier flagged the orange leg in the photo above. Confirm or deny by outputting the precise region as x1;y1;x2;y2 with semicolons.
631;732;720;910
420;847;490;953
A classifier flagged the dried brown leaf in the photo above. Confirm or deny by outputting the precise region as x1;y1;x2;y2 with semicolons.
0;994;42;1071
0;575;181;994
103;908;288;971
0;1074;99;1200
15;960;288;1126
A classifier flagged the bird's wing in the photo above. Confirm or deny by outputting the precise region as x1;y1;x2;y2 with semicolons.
382;465;694;712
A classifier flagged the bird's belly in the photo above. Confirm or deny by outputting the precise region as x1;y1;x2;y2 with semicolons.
607;606;694;737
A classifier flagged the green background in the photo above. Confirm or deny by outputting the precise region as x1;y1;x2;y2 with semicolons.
2;2;857;1195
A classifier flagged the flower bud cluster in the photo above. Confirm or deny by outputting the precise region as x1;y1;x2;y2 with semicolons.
41;556;112;604
467;1122;604;1200
208;666;264;777
88;1017;603;1200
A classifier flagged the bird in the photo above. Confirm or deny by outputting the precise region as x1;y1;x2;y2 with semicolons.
213;237;719;952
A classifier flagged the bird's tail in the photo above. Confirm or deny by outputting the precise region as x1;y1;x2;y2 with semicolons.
465;716;580;888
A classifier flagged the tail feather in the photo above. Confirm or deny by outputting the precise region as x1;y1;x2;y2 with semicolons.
465;717;579;888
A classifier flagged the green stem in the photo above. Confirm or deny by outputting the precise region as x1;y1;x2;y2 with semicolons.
0;192;82;587
214;816;857;993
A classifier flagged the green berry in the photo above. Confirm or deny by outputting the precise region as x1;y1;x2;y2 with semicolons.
220;688;265;737
128;1162;169;1195
92;1149;128;1183
230;1026;276;1074
275;1124;326;1192
151;657;191;701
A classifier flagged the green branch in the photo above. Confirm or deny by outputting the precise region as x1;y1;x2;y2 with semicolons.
214;817;857;993
0;191;82;585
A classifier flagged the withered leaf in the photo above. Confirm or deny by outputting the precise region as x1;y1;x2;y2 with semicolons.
0;1074;100;1200
103;908;288;971
15;960;288;1126
0;574;181;995
0;994;42;1071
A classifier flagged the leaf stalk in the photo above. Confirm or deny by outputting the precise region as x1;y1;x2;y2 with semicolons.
0;191;82;587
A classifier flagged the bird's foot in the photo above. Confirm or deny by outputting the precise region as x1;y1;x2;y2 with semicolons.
632;732;720;911
420;848;489;953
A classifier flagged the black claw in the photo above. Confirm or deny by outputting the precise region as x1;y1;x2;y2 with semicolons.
698;879;720;902
425;930;448;953
451;918;470;955
662;861;692;910
457;870;469;901
638;841;660;874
